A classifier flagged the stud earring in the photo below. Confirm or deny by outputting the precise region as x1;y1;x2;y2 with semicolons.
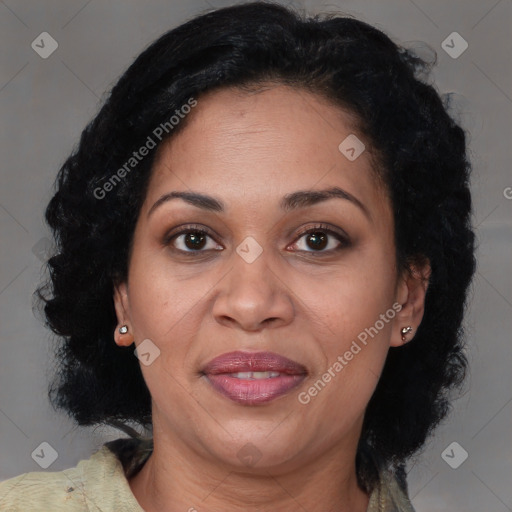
401;326;413;342
116;324;134;346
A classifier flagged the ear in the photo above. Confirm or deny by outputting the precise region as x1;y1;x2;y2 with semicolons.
390;258;431;347
113;281;133;347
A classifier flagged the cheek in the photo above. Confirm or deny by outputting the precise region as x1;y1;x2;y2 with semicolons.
301;250;396;341
297;249;396;406
298;287;395;431
125;249;195;341
125;247;224;374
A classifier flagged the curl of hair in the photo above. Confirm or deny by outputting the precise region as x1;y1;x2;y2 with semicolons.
37;1;476;492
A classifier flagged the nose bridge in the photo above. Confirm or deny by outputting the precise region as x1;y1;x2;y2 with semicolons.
230;234;276;296
235;234;266;267
212;234;294;329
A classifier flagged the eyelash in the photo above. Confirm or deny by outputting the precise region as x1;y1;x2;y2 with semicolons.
163;223;350;257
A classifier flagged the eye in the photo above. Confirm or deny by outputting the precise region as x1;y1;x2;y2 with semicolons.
290;223;350;254
164;225;222;254
163;222;350;257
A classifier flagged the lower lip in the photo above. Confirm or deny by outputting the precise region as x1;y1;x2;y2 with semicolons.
204;374;306;405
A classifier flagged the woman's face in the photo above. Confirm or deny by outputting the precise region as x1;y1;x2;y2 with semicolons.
114;84;426;472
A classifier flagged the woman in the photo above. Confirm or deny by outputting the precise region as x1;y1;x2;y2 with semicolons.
0;2;475;511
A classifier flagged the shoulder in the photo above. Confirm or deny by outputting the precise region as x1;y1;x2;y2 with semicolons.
368;465;417;512
0;438;148;512
363;447;416;512
0;456;89;511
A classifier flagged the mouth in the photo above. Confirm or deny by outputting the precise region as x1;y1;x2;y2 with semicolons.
201;350;307;405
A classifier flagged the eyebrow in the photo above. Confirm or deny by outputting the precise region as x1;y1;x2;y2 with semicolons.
147;186;371;220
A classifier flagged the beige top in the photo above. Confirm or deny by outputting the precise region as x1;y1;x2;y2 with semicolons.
0;437;416;511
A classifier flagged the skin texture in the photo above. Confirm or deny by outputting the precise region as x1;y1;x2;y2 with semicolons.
113;85;430;512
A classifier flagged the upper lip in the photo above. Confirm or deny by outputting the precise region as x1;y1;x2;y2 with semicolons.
202;351;307;375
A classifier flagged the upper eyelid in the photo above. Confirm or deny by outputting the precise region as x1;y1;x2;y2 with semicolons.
295;224;349;240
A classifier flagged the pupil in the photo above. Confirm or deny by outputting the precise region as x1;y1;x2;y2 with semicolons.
183;231;328;251
308;232;327;250
186;232;206;250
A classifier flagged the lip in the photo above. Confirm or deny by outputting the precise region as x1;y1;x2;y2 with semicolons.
202;351;307;405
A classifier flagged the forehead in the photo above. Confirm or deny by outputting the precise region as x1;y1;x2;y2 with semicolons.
143;84;390;220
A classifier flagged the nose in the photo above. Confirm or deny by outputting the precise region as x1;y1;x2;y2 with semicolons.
212;244;295;332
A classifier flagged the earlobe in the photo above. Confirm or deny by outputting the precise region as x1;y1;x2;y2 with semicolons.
113;282;134;346
115;323;134;346
391;259;431;347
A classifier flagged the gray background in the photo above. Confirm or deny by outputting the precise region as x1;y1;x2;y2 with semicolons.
0;1;511;510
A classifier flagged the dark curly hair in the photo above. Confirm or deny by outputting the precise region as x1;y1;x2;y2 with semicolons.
37;0;476;493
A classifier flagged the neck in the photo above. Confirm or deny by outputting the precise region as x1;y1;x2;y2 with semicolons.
128;424;370;512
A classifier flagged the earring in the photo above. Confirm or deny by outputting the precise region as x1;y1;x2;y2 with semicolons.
401;326;413;342
116;324;134;346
